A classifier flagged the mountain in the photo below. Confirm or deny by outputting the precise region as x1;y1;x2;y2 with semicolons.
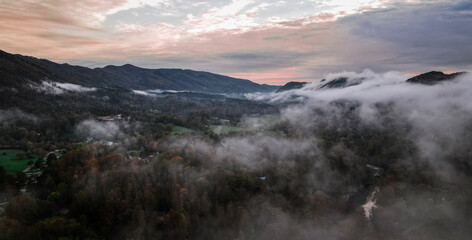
406;71;466;85
319;77;364;89
275;81;307;92
0;50;277;94
317;71;467;89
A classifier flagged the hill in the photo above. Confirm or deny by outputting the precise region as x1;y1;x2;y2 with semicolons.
406;71;466;84
275;81;307;92
319;77;364;89
0;50;277;94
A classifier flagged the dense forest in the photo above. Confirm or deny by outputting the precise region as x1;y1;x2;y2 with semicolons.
1;69;472;240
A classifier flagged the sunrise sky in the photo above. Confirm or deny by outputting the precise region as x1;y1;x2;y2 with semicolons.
1;0;471;85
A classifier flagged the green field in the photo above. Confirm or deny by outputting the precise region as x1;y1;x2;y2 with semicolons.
171;126;193;135
244;114;281;130
210;125;245;135
260;114;281;129
0;149;35;174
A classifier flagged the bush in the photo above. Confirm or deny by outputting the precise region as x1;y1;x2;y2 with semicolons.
16;152;25;159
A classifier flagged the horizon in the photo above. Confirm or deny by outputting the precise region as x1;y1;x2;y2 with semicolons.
1;0;471;85
2;45;468;88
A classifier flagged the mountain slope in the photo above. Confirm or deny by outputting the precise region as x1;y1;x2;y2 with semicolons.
0;50;277;93
319;77;364;89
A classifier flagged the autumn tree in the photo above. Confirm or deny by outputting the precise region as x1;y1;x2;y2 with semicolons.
16;151;25;159
5;195;38;225
46;153;57;164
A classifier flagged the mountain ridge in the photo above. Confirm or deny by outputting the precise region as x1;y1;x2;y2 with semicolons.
275;81;307;92
0;49;277;94
406;71;466;84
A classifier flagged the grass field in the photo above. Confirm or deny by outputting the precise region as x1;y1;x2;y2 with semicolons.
171;126;193;135
0;149;35;174
210;125;245;135
243;114;281;131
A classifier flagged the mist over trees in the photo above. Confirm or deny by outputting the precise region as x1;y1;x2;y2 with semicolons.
1;70;472;239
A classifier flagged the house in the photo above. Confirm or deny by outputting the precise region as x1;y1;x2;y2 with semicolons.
366;164;384;177
97;116;114;121
97;114;129;122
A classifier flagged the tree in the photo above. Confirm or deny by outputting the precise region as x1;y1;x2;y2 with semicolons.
165;209;188;239
0;216;24;239
16;152;25;159
44;175;56;194
5;195;38;225
46;153;57;164
15;172;27;186
47;192;61;202
30;217;94;239
34;159;43;168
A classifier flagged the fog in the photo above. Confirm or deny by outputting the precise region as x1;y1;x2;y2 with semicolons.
249;69;472;168
232;70;472;239
28;80;97;95
201;70;472;239
0;108;38;123
67;70;472;239
75;119;127;141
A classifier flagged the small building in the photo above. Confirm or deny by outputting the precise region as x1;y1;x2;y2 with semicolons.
366;164;384;177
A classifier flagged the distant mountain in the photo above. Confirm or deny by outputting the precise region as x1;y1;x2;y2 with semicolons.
406;71;466;85
316;71;468;89
0;50;277;94
275;81;307;92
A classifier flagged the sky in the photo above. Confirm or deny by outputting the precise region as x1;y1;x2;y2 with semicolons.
0;0;471;85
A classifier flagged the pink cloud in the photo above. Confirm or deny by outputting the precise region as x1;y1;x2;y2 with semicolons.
231;67;314;85
1;0;380;60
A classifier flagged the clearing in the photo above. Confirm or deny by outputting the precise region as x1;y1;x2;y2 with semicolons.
171;126;193;135
0;149;37;174
210;125;245;135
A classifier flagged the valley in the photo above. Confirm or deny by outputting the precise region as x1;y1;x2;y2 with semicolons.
1;51;472;240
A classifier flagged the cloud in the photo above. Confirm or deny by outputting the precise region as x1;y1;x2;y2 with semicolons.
0;0;383;57
75;119;127;141
344;1;472;71
28;81;96;95
55;83;97;92
248;70;472;173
